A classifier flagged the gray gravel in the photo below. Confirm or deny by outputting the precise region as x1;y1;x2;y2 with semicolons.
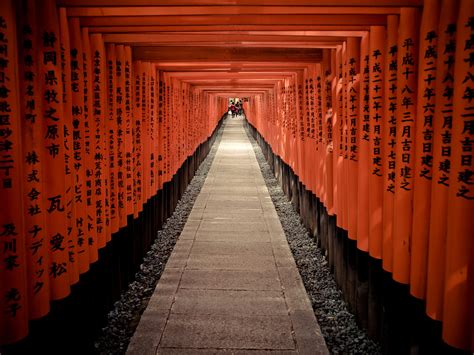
94;123;224;355
245;126;381;355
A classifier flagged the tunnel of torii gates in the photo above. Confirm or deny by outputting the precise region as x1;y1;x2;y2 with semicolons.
0;0;473;352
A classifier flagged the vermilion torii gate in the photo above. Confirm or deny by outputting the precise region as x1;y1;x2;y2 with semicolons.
0;0;472;353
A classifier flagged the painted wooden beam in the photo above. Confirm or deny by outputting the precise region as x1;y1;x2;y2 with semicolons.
102;33;345;44
66;6;400;16
79;14;387;27
101;31;366;39
87;25;371;33
134;46;322;61
58;0;422;7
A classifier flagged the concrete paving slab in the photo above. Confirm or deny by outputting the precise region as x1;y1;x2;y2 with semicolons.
200;207;263;214
204;200;262;209
290;310;329;355
207;194;260;201
157;349;297;355
205;187;260;195
191;241;273;256
179;269;281;291
186;254;276;271
277;266;313;313
202;217;266;224
164;253;190;269
127;117;328;355
194;230;271;243
198;220;268;232
199;212;265;220
127;309;170;355
170;289;287;316
159;314;295;350
178;230;198;240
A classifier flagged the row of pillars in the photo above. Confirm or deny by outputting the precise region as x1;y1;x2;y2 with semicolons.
0;0;226;345
244;0;473;351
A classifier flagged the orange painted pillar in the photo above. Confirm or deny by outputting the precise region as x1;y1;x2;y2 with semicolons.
157;70;164;191
124;46;134;217
324;50;335;215
142;62;150;203
316;65;325;201
90;34;108;248
180;83;186;166
277;82;283;160
286;80;291;167
132;61;143;218
178;80;183;173
357;32;370;252
368;26;386;259
171;79;177;177
309;67;318;195
59;8;79;285
333;45;342;224
146;63;153;201
39;0;70;300
170;78;174;178
18;0;50;321
81;27;98;263
181;82;187;169
101;50;111;244
275;85;281;162
302;68;310;192
0;0;28;344
346;37;360;240
146;64;152;201
329;49;338;216
410;0;441;299
150;65;157;196
174;80;179;176
443;0;474;349
310;68;319;194
341;41;348;231
284;80;290;168
382;15;399;273
106;43;119;235
393;8;420;284
304;72;312;192
152;64;157;194
297;71;305;187
68;18;90;274
316;66;326;204
292;74;301;181
166;77;172;182
310;67;319;194
152;65;158;194
115;45;127;228
426;0;459;321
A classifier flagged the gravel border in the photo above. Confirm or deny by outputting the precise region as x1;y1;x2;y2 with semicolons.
94;122;225;355
245;126;381;355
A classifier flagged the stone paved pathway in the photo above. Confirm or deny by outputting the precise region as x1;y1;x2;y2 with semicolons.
127;116;328;355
